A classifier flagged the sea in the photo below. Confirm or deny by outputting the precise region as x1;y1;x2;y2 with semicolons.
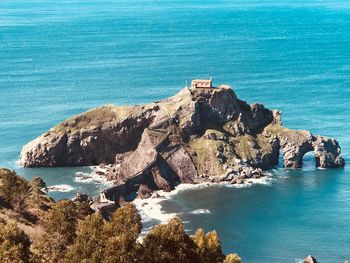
1;0;350;262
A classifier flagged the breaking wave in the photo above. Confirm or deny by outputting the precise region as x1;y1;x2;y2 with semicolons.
190;209;211;214
135;175;273;225
46;184;75;192
74;167;112;187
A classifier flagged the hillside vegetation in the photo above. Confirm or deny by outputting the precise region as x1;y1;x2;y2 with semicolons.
0;169;242;263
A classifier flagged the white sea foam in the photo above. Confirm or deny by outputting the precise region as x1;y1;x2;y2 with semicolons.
245;175;274;185
74;167;113;187
47;184;75;192
13;159;21;167
190;208;211;214
134;183;214;224
133;196;178;224
135;175;274;226
224;175;274;188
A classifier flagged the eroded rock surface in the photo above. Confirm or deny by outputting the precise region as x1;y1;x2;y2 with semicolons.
21;85;345;203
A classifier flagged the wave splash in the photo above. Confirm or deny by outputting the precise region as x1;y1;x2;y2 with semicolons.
135;175;274;227
190;209;211;214
74;166;113;187
46;184;75;192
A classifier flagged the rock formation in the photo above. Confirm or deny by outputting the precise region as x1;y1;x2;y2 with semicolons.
20;85;345;204
304;255;318;263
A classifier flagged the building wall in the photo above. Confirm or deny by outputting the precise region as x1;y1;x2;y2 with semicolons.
191;80;212;88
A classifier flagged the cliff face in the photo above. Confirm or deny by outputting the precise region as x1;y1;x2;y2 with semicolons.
20;86;345;197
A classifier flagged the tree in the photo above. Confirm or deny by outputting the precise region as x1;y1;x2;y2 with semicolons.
65;204;143;263
33;200;77;263
143;217;201;263
103;203;142;241
102;233;144;263
223;253;242;263
75;201;94;219
43;200;77;244
0;169;32;212
192;228;224;263
0;221;32;263
64;212;105;263
30;177;46;191
102;203;143;263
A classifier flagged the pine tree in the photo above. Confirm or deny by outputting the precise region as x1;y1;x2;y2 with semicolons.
103;203;142;240
0;221;32;263
0;169;32;212
223;253;242;263
64;212;105;263
143;217;201;263
33;200;77;263
30;177;46;191
192;228;224;263
102;203;143;263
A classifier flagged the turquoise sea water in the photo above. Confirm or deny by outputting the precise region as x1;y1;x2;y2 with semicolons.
1;0;350;261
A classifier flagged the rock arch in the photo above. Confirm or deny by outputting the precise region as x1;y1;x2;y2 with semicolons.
278;130;344;169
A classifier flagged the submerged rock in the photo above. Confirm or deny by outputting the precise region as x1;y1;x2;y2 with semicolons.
20;84;345;203
304;255;318;263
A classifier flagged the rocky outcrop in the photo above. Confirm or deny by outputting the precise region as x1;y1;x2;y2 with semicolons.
270;127;345;169
20;105;159;167
304;255;318;263
72;193;93;204
21;85;345;204
314;136;345;168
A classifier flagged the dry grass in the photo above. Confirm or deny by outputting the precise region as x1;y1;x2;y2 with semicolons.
231;135;256;160
264;124;310;143
256;133;273;154
52;104;147;134
0;208;45;242
189;136;225;176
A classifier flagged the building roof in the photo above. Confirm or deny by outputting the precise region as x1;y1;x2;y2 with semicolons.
192;79;212;83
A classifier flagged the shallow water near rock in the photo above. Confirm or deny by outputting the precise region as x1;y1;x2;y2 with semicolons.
1;0;350;262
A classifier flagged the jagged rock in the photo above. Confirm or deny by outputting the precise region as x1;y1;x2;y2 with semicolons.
24;104;163;167
277;129;344;169
137;184;153;199
20;85;345;204
314;136;345;168
272;110;282;125
236;178;244;184
205;132;218;140
303;255;318;263
72;192;93;203
95;170;105;176
152;193;166;199
253;168;262;178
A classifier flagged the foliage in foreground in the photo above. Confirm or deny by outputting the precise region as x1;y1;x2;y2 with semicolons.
0;169;54;225
1;201;241;263
0;169;241;263
0;222;32;263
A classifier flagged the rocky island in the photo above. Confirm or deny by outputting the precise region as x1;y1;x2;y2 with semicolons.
20;81;345;208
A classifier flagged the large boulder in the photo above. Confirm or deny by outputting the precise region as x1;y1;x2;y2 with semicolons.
314;136;345;168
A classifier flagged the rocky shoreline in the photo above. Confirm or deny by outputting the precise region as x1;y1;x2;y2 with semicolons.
20;84;345;207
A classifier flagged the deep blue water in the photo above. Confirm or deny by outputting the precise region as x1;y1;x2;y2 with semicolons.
0;0;350;262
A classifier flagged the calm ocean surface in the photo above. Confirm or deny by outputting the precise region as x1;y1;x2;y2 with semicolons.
1;0;350;261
